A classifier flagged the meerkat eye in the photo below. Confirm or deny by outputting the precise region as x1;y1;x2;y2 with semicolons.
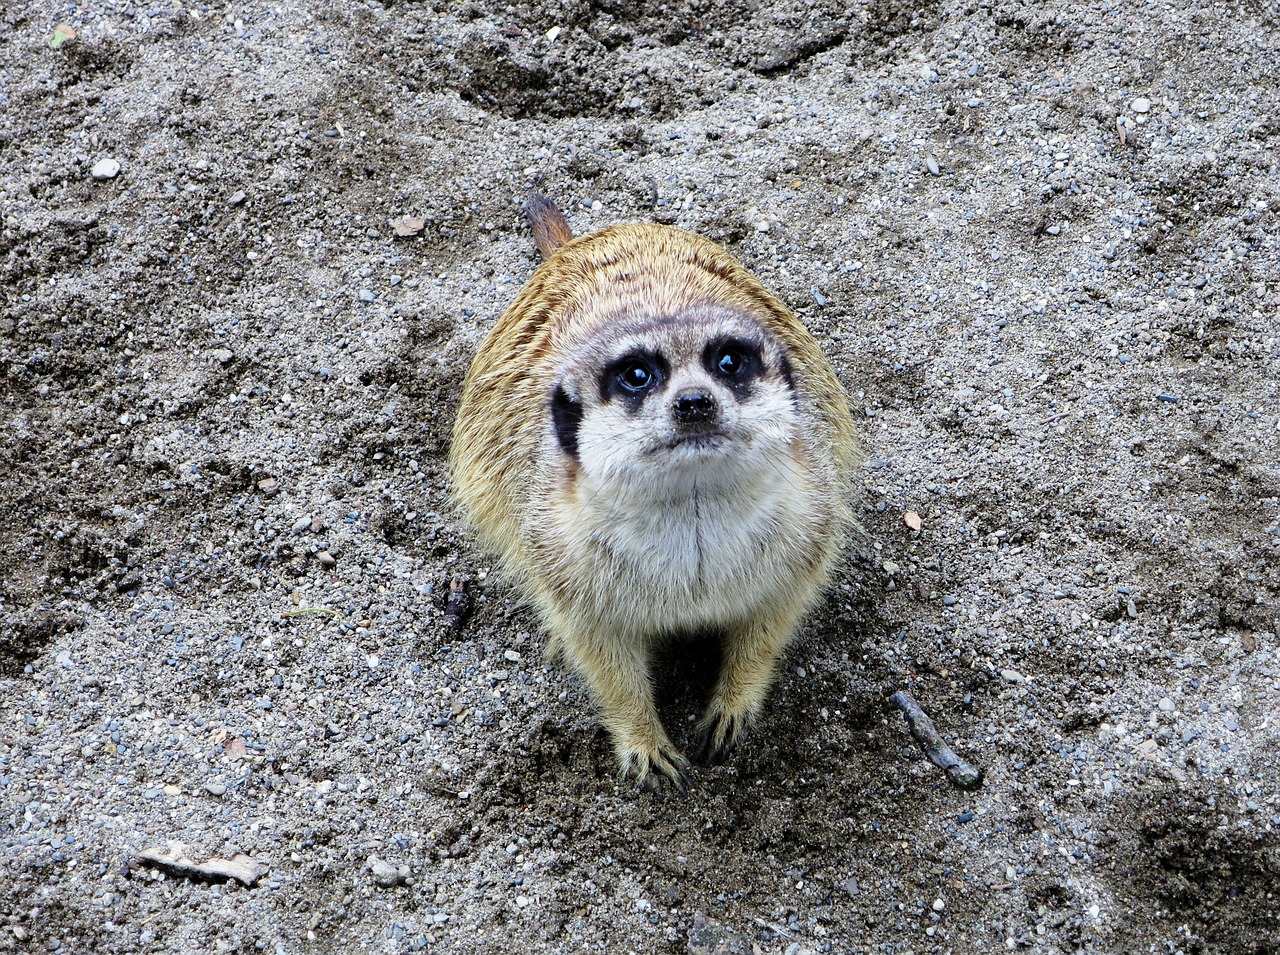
600;350;667;403
617;362;654;392
715;347;745;377
703;338;764;393
708;340;760;380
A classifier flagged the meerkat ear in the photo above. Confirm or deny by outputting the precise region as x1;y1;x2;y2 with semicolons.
550;384;583;458
777;351;797;392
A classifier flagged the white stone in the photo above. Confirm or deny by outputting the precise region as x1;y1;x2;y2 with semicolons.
91;158;120;180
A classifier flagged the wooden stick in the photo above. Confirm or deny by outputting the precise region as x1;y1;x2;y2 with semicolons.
889;689;983;790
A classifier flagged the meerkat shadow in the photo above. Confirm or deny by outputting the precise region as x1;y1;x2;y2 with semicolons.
650;633;726;748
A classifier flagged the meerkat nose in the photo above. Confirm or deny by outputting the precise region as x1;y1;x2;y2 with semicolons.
673;389;717;424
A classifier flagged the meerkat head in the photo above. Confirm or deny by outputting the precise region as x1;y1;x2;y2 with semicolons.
547;305;800;495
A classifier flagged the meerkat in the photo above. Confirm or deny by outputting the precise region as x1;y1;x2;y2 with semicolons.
450;195;859;790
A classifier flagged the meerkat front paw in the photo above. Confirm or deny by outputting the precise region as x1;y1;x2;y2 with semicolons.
693;708;752;767
618;740;691;794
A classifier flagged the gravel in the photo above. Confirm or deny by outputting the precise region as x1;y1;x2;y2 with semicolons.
1;0;1278;953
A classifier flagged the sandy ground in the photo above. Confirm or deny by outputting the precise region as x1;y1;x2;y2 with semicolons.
2;0;1279;952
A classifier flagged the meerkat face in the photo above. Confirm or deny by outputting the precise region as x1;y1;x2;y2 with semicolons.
548;306;800;495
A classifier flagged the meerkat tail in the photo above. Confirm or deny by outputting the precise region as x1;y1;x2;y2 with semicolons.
524;193;574;260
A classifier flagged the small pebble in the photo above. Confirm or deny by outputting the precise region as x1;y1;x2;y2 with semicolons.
1157;697;1175;712
925;155;940;176
228;190;247;206
932;898;945;912
317;550;336;568
1131;97;1151;113
91;158;120;180
90;157;120;179
358;289;376;303
204;782;227;796
369;857;409;888
1000;668;1025;683
503;650;521;663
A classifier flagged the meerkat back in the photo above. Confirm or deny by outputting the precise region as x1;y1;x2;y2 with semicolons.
451;196;858;791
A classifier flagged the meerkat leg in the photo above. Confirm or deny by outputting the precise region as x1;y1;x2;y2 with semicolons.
695;613;801;767
561;628;691;792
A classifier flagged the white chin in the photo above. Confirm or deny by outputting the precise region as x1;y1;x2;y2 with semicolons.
664;433;729;455
654;441;753;489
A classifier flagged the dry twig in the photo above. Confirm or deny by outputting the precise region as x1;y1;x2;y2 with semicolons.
889;689;983;790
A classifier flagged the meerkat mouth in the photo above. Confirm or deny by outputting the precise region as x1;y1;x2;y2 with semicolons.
662;431;729;452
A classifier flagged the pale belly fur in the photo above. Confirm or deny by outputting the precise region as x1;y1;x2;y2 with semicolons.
546;453;825;639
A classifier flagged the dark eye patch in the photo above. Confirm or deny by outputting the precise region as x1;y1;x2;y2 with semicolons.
703;337;764;398
600;348;668;409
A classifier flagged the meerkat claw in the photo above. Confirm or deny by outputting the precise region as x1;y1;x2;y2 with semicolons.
694;713;745;767
639;766;690;798
626;746;691;795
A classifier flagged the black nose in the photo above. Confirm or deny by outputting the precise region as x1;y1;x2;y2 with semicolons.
673;390;717;424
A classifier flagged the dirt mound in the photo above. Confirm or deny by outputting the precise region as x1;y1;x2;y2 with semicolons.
2;0;1277;951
